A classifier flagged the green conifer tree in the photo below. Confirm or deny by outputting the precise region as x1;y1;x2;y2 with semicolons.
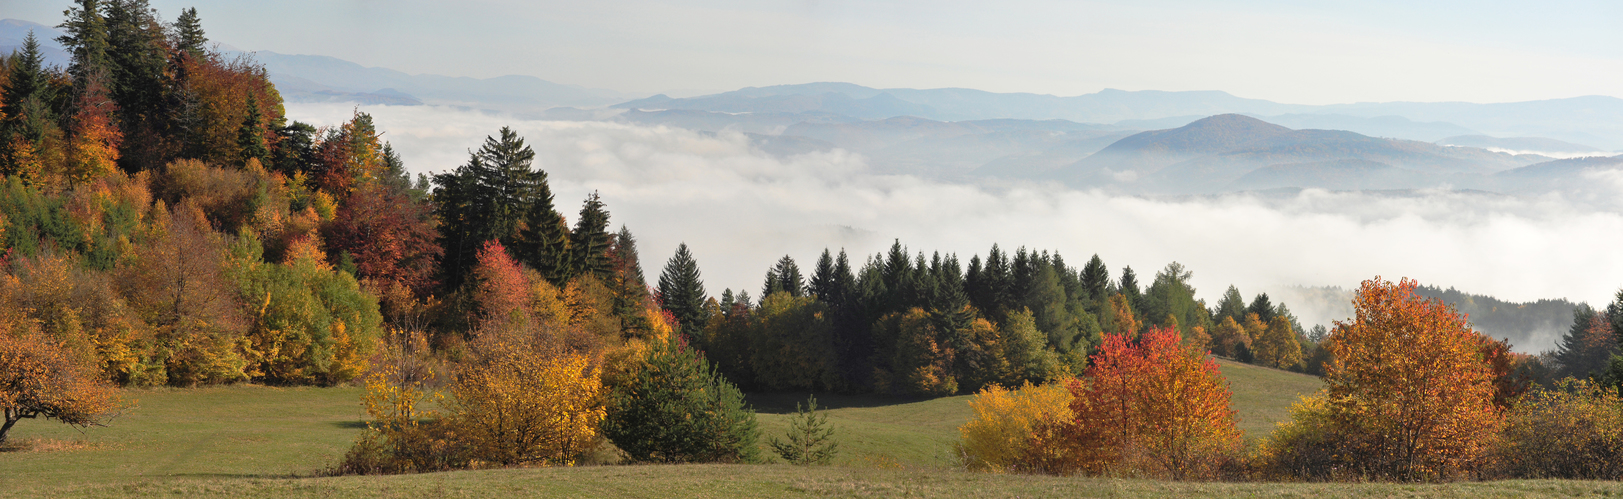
601;337;760;463
569;192;612;279
235;94;268;165
171;7;207;59
657;243;709;338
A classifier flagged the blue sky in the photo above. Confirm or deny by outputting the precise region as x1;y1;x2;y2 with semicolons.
4;0;1619;104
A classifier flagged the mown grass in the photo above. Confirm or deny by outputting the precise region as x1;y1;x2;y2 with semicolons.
10;359;1598;498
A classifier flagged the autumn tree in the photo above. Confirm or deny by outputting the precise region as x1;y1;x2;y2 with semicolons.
1254;315;1303;369
0;331;120;445
322;181;441;296
1059;326;1241;479
1322;277;1499;480
1208;316;1248;359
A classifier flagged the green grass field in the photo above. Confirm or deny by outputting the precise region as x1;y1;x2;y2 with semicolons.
7;359;1616;498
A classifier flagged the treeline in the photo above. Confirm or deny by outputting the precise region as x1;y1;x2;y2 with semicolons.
653;240;1320;396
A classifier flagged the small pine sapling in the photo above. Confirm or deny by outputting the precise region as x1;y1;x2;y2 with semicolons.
769;395;839;465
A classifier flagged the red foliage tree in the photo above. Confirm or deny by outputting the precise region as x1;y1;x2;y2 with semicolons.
322;182;441;296
1060;326;1241;478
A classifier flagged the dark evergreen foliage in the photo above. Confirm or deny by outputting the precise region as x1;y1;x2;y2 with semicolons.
170;7;207;59
431;127;560;288
601;337;760;463
569;192;612;279
657;243;709;338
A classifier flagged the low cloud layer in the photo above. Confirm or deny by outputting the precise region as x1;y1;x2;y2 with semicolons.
288;103;1623;351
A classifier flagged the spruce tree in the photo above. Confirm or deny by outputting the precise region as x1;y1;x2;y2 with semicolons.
601;337;760;463
570;192;612;279
171;7;207;59
1215;285;1247;324
762;255;804;299
1080;254;1112;311
809;249;836;301
2;32;52;133
58;0;112;89
1119;266;1142;305
236;94;268;165
432;127;549;288
657;243;709;338
607;226;651;337
1248;293;1276;324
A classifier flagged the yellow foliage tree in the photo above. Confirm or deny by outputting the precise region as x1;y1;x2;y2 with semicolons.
1254;316;1303;369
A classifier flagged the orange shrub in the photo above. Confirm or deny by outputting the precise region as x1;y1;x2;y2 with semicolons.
1058;327;1241;479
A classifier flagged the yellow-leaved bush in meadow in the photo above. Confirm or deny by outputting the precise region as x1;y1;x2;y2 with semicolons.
447;341;605;467
955;381;1073;472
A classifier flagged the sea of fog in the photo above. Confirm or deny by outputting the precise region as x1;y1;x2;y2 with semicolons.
286;103;1623;351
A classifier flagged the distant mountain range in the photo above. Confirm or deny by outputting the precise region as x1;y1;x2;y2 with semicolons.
615;82;1623;151
6;16;1620;192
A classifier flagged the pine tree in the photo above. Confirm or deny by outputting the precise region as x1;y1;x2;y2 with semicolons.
58;0;113;89
1214;286;1247;324
235;94;268;165
762;255;804;299
657;243;709;338
570;192;612;279
1080;254;1112;312
769;395;838;465
104;0;171;172
171;7;207;59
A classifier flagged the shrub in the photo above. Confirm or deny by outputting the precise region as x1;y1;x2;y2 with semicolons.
336;362;469;474
955;381;1072;472
1252;392;1349;481
447;340;604;466
601;336;760;463
1489;379;1623;479
1058;327;1242;479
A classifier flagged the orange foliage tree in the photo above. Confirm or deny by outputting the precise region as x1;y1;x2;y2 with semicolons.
1059;326;1240;479
1323;277;1500;480
0;330;120;445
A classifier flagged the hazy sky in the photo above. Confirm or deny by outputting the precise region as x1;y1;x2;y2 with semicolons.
5;0;1620;104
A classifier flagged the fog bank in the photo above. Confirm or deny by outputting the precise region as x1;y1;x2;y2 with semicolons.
287;103;1623;351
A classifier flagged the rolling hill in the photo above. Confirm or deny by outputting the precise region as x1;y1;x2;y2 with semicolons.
1046;114;1546;193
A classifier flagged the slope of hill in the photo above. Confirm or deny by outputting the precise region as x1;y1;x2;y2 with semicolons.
1048;114;1543;193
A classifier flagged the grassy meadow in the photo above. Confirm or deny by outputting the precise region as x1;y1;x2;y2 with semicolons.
10;358;1619;497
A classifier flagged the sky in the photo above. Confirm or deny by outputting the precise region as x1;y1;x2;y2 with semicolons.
4;0;1621;104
